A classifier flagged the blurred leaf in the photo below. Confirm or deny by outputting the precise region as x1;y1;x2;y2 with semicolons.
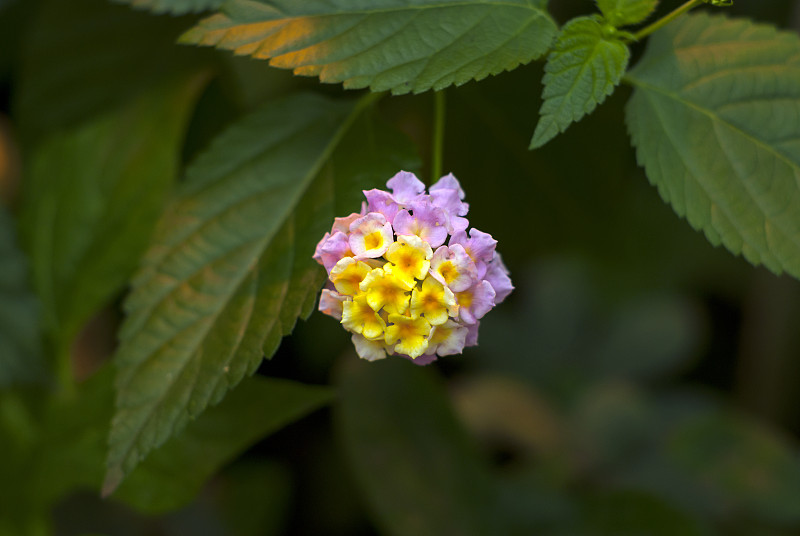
626;14;800;280
19;74;207;355
0;205;46;386
580;490;708;535
596;0;658;27
531;16;629;148
476;261;703;402
113;0;223;15
588;294;702;379
450;375;564;456
104;92;416;492
668;411;800;525
336;359;499;536
15;0;213;140
215;460;293;536
115;377;331;514
570;382;655;472
181;0;558;95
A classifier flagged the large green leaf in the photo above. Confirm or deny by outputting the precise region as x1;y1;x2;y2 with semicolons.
14;0;212;140
181;0;558;95
114;377;331;513
104;92;419;492
30;364;329;515
18;75;207;355
626;14;800;279
0;205;45;386
336;359;499;536
113;0;223;15
531;16;629;149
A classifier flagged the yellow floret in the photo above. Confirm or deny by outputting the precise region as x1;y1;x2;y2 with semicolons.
359;267;413;314
410;277;458;325
341;295;386;340
330;258;372;296
385;313;432;359
384;235;433;288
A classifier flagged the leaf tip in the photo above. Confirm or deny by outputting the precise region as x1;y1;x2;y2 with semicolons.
101;465;124;498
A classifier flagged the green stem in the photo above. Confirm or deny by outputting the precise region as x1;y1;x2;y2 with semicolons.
633;0;704;41
431;90;446;182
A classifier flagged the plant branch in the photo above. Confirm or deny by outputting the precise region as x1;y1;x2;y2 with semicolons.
432;90;446;182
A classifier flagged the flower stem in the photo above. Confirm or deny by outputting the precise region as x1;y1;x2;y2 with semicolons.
633;0;704;41
432;90;446;183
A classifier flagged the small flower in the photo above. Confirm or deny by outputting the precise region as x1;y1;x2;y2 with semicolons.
429;244;478;292
342;295;387;340
455;280;495;324
392;199;449;248
313;171;512;365
318;288;346;320
349;213;393;259
359;267;413;315
387;171;425;205
410;277;457;326
385;313;432;359
427;319;469;356
330;257;373;296
383;234;433;288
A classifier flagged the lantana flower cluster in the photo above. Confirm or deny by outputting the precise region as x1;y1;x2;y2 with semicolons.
313;171;512;365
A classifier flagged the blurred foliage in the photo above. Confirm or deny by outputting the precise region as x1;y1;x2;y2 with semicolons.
1;0;800;535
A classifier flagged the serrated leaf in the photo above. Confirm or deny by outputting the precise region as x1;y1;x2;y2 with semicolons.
336;359;499;536
0;206;46;386
14;0;212;140
31;364;329;515
113;0;223;15
104;92;418;493
115;377;331;513
181;0;558;95
19;75;207;355
597;0;658;27
531;16;629;149
626;14;800;279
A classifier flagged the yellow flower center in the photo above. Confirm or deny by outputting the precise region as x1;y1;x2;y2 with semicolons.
364;230;384;251
456;289;473;308
438;261;458;285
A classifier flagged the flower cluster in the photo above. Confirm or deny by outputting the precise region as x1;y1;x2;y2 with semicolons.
313;171;512;365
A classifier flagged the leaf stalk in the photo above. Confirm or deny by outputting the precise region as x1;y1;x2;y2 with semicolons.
633;0;704;41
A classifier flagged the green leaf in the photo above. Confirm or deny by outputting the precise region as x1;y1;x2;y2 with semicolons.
336;359;499;536
31;364;329;515
114;377;331;513
113;0;223;15
0;205;46;386
596;0;658;27
625;14;800;279
14;0;213;140
531;16;629;149
181;0;558;95
18;75;207;355
104;91;416;493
